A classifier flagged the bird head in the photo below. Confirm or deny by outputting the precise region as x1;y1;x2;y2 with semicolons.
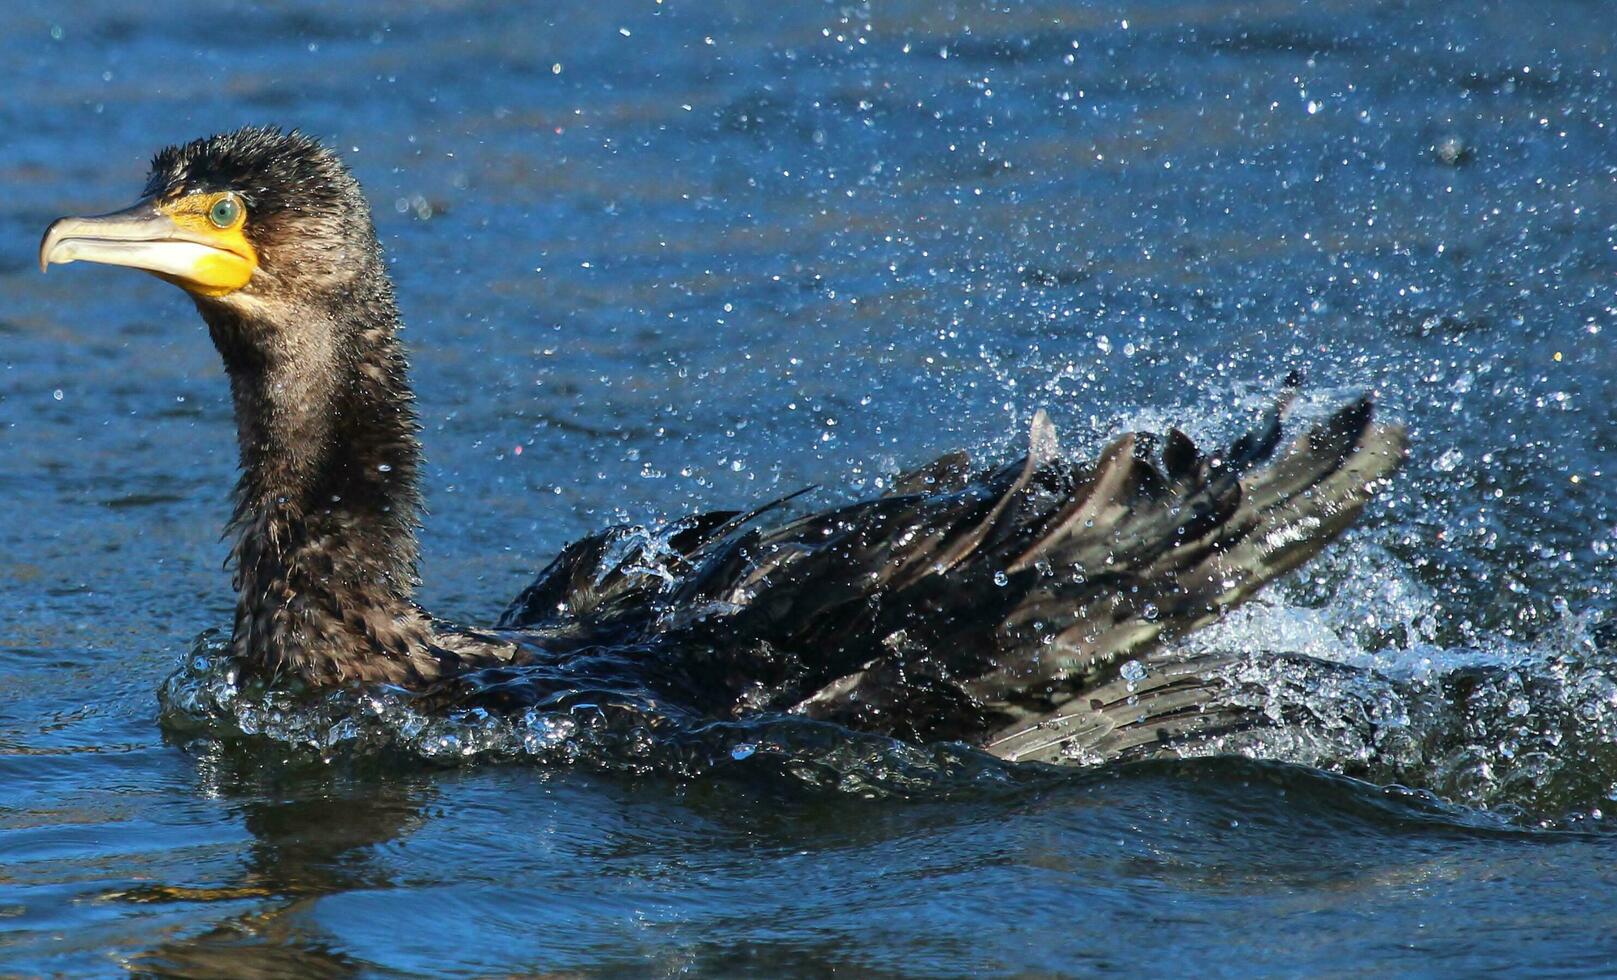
39;126;376;308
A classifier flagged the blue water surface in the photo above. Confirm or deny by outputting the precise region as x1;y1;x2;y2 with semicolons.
3;0;1616;974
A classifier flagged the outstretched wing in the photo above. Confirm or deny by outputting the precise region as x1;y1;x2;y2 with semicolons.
498;391;1406;756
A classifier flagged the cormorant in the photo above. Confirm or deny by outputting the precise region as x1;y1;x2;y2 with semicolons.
39;127;1405;763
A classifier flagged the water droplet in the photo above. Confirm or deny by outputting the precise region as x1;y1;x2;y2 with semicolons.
1433;448;1463;473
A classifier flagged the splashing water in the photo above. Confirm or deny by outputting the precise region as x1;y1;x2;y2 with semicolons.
159;521;1617;827
1179;608;1617;826
159;630;1040;800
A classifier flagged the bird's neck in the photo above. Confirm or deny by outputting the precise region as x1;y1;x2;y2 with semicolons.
199;283;446;684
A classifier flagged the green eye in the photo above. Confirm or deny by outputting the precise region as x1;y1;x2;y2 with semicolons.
208;196;242;228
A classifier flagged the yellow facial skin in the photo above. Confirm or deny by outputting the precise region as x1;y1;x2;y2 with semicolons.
40;191;259;298
156;192;258;296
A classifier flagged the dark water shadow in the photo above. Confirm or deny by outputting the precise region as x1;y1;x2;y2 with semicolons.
123;748;436;978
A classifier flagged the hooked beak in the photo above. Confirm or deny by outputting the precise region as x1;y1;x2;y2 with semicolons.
40;200;256;297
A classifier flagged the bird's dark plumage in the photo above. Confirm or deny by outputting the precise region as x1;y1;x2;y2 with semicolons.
42;126;1407;763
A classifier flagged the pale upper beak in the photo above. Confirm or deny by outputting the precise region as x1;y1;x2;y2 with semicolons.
40;200;256;297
